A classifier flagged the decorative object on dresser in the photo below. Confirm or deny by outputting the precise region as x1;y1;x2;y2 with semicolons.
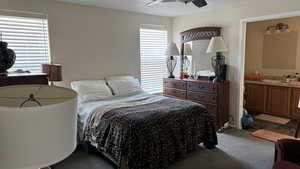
0;85;77;169
0;36;16;73
0;72;48;87
165;42;179;78
42;64;62;85
206;36;228;82
163;78;230;130
180;27;221;79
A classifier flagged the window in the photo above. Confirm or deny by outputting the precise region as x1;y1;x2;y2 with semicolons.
140;26;168;94
0;13;50;73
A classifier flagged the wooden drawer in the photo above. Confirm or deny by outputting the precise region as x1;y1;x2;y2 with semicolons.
187;81;216;93
164;79;187;90
187;91;217;104
206;104;217;113
164;88;186;99
7;75;48;86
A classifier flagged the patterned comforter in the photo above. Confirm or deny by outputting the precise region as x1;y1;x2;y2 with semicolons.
84;97;217;169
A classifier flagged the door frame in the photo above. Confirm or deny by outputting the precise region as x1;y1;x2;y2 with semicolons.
237;10;300;129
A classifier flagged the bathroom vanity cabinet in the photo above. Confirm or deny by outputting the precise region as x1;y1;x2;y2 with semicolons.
245;81;300;119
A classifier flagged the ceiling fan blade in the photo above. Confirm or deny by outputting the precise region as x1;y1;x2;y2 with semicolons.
146;0;163;6
146;0;178;6
192;0;207;8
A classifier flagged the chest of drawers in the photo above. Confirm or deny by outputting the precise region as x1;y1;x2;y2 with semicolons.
163;78;230;130
0;73;48;87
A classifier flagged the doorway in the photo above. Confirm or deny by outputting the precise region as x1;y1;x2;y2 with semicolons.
239;11;300;138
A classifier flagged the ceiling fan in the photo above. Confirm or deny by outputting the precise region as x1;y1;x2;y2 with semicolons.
146;0;208;8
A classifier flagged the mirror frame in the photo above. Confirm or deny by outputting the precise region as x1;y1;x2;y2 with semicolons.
180;27;222;73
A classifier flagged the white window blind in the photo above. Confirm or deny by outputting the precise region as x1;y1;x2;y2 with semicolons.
0;14;50;73
140;27;168;94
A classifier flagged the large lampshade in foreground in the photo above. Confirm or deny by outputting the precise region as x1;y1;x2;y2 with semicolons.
0;85;77;169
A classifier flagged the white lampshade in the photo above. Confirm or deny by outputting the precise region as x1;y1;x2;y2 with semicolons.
0;85;77;169
183;43;192;56
206;36;228;53
165;42;179;56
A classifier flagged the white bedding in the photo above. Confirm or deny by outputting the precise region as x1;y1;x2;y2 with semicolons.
77;91;165;142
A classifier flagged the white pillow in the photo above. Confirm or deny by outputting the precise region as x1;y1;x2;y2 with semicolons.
106;75;135;80
106;77;142;96
71;80;113;103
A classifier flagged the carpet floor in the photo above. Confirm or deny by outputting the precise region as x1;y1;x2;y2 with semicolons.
53;128;274;169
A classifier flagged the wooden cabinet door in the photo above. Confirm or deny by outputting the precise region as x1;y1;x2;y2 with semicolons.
245;83;266;112
0;75;8;87
266;86;290;116
291;88;300;118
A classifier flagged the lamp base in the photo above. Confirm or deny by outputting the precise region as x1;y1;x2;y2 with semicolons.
212;53;226;83
168;72;175;78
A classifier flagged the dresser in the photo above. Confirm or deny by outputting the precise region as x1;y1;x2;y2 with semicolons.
163;78;230;130
0;73;48;87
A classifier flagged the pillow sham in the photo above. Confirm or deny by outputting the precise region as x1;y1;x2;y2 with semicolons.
106;76;142;96
106;75;135;80
71;80;113;103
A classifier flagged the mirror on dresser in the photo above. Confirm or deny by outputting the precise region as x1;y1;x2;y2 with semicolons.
179;27;221;79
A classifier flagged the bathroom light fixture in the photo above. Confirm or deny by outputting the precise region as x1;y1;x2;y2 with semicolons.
265;23;290;35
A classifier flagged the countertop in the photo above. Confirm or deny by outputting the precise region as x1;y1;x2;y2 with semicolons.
245;80;300;88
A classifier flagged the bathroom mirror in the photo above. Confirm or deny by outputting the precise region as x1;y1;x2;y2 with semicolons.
263;31;298;69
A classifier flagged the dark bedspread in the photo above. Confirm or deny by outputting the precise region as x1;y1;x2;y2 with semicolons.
91;98;217;169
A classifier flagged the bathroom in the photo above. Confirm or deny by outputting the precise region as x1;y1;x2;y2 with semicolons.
244;16;300;140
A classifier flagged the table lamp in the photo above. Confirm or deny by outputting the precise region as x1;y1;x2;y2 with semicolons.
165;42;179;78
42;64;62;85
206;36;228;82
0;85;77;169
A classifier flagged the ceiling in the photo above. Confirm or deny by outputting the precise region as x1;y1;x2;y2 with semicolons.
57;0;243;17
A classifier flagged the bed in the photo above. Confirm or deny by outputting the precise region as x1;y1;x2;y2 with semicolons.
72;76;217;169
